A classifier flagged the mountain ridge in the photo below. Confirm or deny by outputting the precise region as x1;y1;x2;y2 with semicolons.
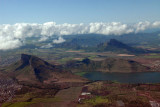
97;39;150;54
0;54;88;88
65;57;151;73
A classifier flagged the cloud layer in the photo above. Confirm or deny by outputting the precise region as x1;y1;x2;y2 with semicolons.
53;37;66;44
0;21;160;50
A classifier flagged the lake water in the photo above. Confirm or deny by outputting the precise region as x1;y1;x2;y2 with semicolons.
83;72;160;83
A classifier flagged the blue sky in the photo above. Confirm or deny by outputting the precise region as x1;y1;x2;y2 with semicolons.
0;0;160;24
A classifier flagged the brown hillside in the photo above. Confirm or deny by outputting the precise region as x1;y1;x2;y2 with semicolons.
1;54;88;88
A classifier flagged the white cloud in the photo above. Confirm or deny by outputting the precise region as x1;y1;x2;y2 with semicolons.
88;22;134;35
152;21;160;28
135;21;151;32
38;36;48;42
135;21;160;32
0;36;23;50
53;37;66;44
40;43;53;49
0;21;160;50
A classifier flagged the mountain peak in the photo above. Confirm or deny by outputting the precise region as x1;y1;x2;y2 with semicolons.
20;54;51;67
4;54;87;87
107;39;128;48
21;54;32;65
97;39;148;54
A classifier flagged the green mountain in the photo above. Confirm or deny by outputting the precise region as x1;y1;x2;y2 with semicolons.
53;39;81;49
61;32;160;47
97;39;150;54
65;57;150;73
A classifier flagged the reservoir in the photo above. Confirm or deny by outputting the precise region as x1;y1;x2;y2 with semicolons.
83;72;160;83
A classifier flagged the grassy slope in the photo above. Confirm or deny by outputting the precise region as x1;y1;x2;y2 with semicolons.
78;82;155;107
